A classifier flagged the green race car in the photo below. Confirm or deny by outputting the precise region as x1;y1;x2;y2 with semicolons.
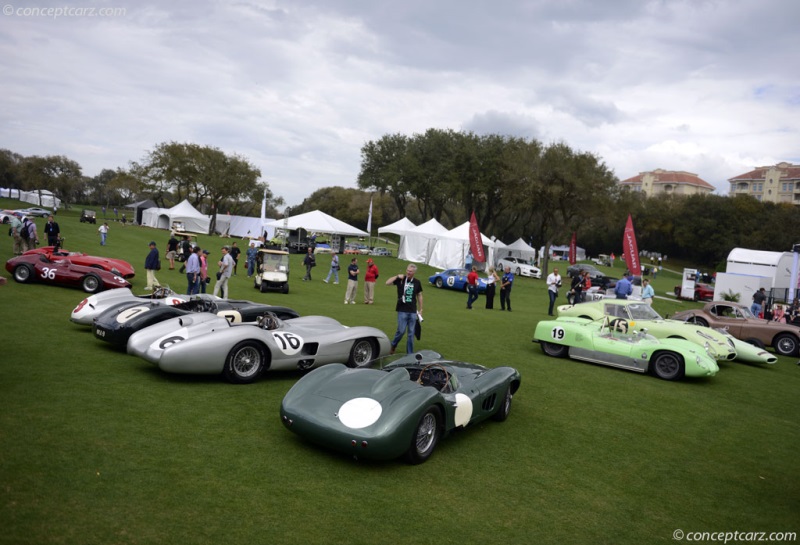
280;350;521;464
533;316;719;380
557;300;738;362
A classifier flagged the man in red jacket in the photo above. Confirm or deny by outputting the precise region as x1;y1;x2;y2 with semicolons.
363;258;379;304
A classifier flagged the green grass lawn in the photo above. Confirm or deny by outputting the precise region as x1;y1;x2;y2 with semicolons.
1;199;798;545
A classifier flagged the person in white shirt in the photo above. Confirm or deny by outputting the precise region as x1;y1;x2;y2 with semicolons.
546;268;562;316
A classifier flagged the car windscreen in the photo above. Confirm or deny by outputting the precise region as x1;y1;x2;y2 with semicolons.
625;304;662;320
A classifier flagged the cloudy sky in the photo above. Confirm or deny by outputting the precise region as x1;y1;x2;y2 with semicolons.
1;0;798;209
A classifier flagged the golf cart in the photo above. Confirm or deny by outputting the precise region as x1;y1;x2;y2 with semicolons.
254;248;290;294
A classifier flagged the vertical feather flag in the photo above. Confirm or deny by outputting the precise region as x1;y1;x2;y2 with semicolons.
468;211;486;263
622;214;642;275
569;232;577;265
260;189;267;239
366;196;373;235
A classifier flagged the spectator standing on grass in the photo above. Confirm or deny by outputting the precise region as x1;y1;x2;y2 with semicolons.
751;288;767;318
466;265;479;310
546;267;562;316
199;249;209;294
230;242;241;275
98;222;109;246
386;264;423;354
641;278;655;305
44;215;60;246
324;253;340;284
246;242;258;277
185;246;201;295
144;241;161;291
485;266;500;309
213;246;234;299
302;247;316;281
500;266;514;311
166;234;179;270
20;217;38;252
615;275;633;300
344;257;359;304
9;214;24;255
364;258;379;304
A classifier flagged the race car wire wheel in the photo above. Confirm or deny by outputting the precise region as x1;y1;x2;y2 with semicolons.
224;341;265;384
81;275;101;293
347;338;375;368
773;333;798;356
13;264;32;283
406;406;442;464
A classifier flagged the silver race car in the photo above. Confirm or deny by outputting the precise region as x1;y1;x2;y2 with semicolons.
127;312;392;384
70;287;189;326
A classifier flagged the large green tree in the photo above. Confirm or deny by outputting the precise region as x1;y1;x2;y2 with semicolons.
18;155;83;209
131;142;280;234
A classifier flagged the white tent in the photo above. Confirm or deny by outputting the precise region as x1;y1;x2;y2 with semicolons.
264;210;368;236
378;217;416;236
502;238;537;263
398;218;448;263
217;214;276;239
168;200;211;233
140;200;211;233
427;221;497;270
20;189;62;209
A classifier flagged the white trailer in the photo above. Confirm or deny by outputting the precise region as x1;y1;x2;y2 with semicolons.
713;272;772;304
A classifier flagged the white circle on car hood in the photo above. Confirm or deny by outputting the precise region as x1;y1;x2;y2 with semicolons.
338;397;382;429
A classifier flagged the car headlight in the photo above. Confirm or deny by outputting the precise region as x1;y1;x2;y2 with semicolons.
695;354;712;371
111;268;121;275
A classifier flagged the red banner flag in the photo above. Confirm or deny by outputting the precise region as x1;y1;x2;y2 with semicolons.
622;214;642;275
568;232;577;265
468;211;485;263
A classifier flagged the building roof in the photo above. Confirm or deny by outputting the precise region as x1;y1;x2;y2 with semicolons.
620;169;715;190
728;162;800;182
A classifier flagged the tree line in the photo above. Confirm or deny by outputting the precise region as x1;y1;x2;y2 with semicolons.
3;132;797;268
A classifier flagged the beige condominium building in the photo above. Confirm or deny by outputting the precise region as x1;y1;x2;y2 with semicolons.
728;162;800;203
619;169;715;197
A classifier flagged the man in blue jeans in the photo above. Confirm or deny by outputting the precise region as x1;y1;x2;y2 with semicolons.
386;264;424;354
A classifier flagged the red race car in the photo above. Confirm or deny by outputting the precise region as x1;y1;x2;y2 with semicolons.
5;253;132;293
24;246;135;278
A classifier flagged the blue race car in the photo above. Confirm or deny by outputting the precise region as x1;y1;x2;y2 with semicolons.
428;268;488;293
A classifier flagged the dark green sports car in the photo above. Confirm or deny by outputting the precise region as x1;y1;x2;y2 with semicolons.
280;350;521;464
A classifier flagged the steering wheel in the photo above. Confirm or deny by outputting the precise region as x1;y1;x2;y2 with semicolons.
416;363;450;391
609;318;629;334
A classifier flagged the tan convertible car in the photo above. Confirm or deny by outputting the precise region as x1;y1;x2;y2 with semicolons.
672;301;800;357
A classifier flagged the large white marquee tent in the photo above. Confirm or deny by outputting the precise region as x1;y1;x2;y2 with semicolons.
140;199;211;233
377;217;416;236
397;218;449;264
264;210;368;237
427;221;499;270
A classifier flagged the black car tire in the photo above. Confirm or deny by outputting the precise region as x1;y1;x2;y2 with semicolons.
650;352;685;381
405;406;442;465
347;338;376;368
259;281;268;293
223;341;266;384
688;316;708;327
492;385;513;422
435;277;443;288
541;341;568;358
81;275;101;294
13;264;33;283
282;284;289;294
773;333;798;356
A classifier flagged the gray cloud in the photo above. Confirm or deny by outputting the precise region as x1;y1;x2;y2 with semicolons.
0;0;797;206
